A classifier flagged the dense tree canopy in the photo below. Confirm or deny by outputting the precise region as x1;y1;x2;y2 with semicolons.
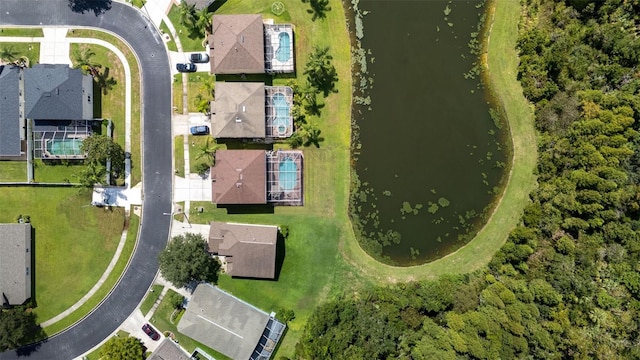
296;0;640;358
99;336;145;360
158;233;220;288
0;308;42;351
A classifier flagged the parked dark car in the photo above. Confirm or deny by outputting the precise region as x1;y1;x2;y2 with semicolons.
190;53;210;63
176;63;196;73
190;125;210;135
142;323;160;341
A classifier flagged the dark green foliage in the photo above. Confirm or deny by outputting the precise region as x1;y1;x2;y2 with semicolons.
0;308;43;351
303;46;338;97
80;134;125;185
301;0;331;21
167;292;184;310
297;0;640;358
99;336;145;360
158;233;220;288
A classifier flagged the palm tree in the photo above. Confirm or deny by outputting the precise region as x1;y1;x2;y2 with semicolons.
0;46;17;62
194;138;220;165
302;0;331;21
194;8;212;38
178;1;197;28
194;94;210;115
73;48;101;76
95;67;117;95
303;46;339;97
302;123;324;148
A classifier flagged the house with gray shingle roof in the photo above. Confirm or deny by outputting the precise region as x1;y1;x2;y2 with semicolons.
0;64;94;160
0;223;32;306
177;284;286;360
0;65;23;158
208;222;278;279
147;338;191;360
209;14;294;75
25;64;93;120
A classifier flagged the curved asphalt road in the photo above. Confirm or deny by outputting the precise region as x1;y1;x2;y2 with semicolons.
0;1;172;359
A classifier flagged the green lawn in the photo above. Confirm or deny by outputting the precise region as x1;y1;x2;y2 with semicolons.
188;134;213;172
173;74;183;113
160;21;178;52
0;161;27;182
186;73;214;113
150;289;231;360
139;284;164;316
166;5;208;52
0;42;40;66
32;159;84;183
43;214;139;336
0;28;43;37
0;187;124;324
70;43;126;150
67;29;142;185
174;136;185;177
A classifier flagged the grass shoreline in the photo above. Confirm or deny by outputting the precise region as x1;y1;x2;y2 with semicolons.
339;0;537;281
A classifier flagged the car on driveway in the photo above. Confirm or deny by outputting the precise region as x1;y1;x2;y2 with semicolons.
142;323;160;341
176;63;196;73
190;125;210;135
190;53;209;63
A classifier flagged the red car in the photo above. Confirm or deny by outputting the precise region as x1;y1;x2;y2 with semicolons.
142;323;160;341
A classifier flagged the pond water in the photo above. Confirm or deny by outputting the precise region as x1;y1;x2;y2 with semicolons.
351;0;510;266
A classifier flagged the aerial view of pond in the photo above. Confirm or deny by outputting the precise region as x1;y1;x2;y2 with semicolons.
350;0;511;266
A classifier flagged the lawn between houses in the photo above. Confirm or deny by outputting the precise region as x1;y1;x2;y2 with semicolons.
0;187;125;324
67;29;142;186
185;0;535;357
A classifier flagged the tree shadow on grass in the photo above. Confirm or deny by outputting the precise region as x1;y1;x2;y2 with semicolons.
219;204;274;214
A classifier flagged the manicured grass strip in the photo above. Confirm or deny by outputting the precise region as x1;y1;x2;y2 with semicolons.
70;43;126;149
67;29;142;185
166;5;207;52
173;74;183;113
186;73;213;113
159;21;178;52
0;42;40;65
32;159;84;183
0;161;27;182
339;0;536;281
139;284;164;316
84;330;130;360
150;289;231;360
174;135;185;177
0;188;124;324
187;135;211;172
0;28;43;37
42;214;139;336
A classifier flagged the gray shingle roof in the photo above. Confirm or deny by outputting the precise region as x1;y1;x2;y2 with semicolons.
0;65;21;156
24;64;93;120
177;284;271;360
208;222;277;279
211;82;266;138
0;223;32;305
147;338;191;360
210;15;265;74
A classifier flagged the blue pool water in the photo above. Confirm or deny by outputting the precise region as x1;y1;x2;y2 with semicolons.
279;158;297;191
275;32;291;62
272;93;290;135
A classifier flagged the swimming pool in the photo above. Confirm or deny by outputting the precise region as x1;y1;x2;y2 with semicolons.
272;93;290;135
47;138;83;156
279;158;297;191
275;32;291;62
